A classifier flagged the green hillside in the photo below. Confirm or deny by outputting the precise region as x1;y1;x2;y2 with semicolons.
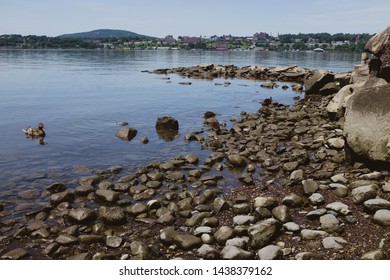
58;29;152;39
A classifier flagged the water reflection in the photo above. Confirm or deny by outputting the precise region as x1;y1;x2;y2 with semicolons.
156;128;179;142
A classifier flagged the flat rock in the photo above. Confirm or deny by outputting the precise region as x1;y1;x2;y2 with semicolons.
174;234;202;250
257;245;283;260
55;234;78;246
1;248;29;260
50;191;75;206
363;198;390;212
325;202;351;215
233;215;256;225
254;196;278;209
301;229;329;240
322;236;348;249
225;237;250;248
283;222;300;232
106;236;123;248
68;208;97;224
221;245;254;260
282;194;304;207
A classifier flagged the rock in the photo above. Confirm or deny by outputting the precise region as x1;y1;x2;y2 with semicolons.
214;226;235;245
55;234;78;246
0;202;4;211
68;208;97;224
46;182;66;194
295;252;323;260
351;185;378;204
304;70;335;95
290;169;304;182
50;191;74;205
174;234;202;250
301;229;329;240
106;236;123;248
221;245;254;260
331;174;348;184
329;183;348;197
233;215;256;225
98;206;126;225
186;212;212;227
365;26;390;82
309;193;324;205
283;222;300;232
78;235;104;245
225;237;250;248
282;194;304;207
363;198;390;212
322;236;348;249
140;136;149;144
197;244;219;259
320;214;340;233
127;203;148;216
257;245;283;260
130;241;149;260
361;250;385;260
159;227;178;244
194;226;213;236
345;83;390;162
302;179;319;195
1;248;29;260
95;189;120;203
326;85;355;120
116;127;138;141
79;175;101;186
155;116;179;131
326;202;351;215
327;137;345;149
184;153;199;164
272;205;291;223
254;196;278;209
213;197;229;213
306;208;327;220
228;155;247;167
248;218;280;249
372;209;390;226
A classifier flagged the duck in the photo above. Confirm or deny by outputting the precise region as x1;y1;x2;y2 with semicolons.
23;123;46;138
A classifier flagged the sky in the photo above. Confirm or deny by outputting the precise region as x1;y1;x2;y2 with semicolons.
1;0;389;37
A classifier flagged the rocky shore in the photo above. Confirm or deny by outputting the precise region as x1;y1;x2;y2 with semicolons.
1;28;390;260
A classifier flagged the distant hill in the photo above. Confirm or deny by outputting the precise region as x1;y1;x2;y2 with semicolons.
57;29;153;39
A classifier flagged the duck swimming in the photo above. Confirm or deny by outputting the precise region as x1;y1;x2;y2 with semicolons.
23;123;46;138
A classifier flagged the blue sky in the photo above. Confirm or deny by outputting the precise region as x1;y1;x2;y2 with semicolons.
1;0;389;37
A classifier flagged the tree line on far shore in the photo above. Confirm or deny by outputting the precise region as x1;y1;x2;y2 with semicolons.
0;32;373;52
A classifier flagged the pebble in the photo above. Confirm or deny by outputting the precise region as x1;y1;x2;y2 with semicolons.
197;244;219;259
301;229;329;240
325;202;351;215
302;179;319;195
214;226;235;245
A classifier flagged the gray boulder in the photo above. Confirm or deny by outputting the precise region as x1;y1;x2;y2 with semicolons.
304;70;335;95
365;25;390;82
345;83;390;161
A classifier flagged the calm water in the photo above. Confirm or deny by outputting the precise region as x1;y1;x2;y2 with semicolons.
0;49;360;216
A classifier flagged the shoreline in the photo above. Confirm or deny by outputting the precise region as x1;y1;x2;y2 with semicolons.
0;65;389;260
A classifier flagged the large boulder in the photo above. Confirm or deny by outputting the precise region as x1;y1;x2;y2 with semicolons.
365;26;390;82
344;82;390;161
304;70;335;95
